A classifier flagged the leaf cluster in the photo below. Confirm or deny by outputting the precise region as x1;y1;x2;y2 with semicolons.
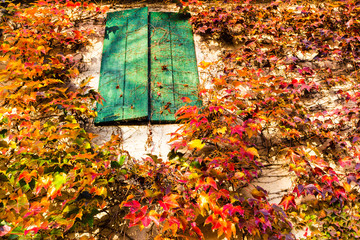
122;0;360;239
0;1;134;239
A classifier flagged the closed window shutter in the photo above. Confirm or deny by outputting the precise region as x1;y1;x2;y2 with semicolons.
149;12;200;122
95;7;149;124
95;8;200;124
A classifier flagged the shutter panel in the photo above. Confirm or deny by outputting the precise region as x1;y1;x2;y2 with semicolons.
149;12;200;122
95;7;149;124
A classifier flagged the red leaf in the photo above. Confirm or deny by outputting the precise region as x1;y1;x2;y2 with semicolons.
66;1;75;7
141;216;152;227
279;194;296;210
191;222;204;238
124;200;141;213
159;194;179;211
334;186;346;199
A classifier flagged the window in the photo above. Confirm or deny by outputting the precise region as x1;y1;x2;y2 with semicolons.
95;7;200;124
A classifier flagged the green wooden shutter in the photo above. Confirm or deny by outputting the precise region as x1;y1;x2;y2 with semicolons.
95;7;149;124
95;8;200;124
149;12;200;122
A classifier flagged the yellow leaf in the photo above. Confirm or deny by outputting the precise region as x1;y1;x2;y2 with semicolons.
234;172;245;179
247;147;259;158
188;172;199;179
216;127;227;134
344;183;351;192
9;141;16;149
37;46;46;54
198;192;210;213
188;139;205;150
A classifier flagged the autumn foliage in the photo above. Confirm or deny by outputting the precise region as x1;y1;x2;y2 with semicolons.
0;0;123;239
1;0;360;239
124;0;360;239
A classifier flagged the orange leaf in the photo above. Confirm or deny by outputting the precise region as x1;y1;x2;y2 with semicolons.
206;177;218;190
236;69;248;77
199;61;212;69
213;77;226;85
181;97;192;103
18;170;37;183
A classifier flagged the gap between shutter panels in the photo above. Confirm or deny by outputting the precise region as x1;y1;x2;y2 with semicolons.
95;7;200;125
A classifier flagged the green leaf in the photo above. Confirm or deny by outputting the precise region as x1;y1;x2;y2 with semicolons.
75;138;84;145
84;142;91;149
0;117;8;124
111;161;121;169
0;129;7;138
53;173;66;189
8;235;19;240
119;155;126;166
190;160;201;169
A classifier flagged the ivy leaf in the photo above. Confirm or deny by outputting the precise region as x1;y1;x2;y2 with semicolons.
159;194;179;211
191;222;204;238
111;161;121;169
84;142;91;149
53;173;66;190
247;147;259;158
188;139;205;150
119;155;126;166
251;188;266;199
279;194;296;210
0;129;7;138
206;177;218;190
18;170;37;184
199;61;212;69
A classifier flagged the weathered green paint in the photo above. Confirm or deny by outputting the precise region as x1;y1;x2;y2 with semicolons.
149;12;175;121
149;12;200;122
96;8;200;124
95;7;149;124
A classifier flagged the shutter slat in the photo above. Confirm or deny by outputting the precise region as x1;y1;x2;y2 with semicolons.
170;13;201;116
149;12;177;121
123;8;149;120
95;7;149;124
